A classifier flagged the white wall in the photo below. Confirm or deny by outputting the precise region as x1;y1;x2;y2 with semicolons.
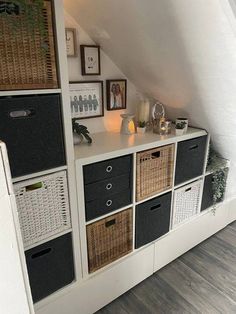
64;0;236;199
64;11;139;133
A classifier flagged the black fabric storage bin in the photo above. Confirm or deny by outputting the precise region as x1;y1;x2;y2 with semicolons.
85;189;132;221
135;192;171;249
175;135;207;185
0;94;66;178
25;233;74;303
201;174;214;211
83;154;132;184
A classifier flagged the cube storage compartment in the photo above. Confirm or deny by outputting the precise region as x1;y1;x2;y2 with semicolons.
14;171;71;248
135;192;172;249
201;174;214;211
173;180;202;228
136;144;174;201
175;136;207;185
87;208;133;273
25;233;74;303
0;0;58;90
0;94;66;178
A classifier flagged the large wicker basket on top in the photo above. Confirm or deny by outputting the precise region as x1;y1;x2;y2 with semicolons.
87;208;133;273
0;0;58;90
136;144;175;201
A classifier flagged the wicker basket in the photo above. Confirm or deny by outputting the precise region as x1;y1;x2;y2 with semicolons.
87;208;133;273
172;180;202;228
14;171;71;248
0;0;58;90
136;144;175;201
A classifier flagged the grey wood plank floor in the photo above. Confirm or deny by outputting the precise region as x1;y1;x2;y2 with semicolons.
96;221;236;314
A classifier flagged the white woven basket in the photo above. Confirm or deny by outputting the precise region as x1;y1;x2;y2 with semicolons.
14;171;71;248
172;180;202;228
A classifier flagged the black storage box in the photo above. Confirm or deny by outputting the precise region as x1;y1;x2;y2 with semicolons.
175;135;207;185
25;233;74;303
0;94;66;178
201;174;214;211
135;192;172;249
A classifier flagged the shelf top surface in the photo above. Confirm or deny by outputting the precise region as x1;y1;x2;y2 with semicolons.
74;127;207;165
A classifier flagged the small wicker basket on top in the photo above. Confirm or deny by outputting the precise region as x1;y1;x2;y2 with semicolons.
136;144;175;201
0;0;58;90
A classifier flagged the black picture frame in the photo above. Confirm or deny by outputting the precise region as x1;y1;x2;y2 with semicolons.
106;79;127;111
69;81;104;119
80;45;101;76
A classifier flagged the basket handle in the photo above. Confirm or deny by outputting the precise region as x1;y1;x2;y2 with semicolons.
152;151;160;158
25;182;43;192
31;248;52;259
185;187;192;192
189;144;198;151
105;219;116;228
9;109;35;119
150;204;161;211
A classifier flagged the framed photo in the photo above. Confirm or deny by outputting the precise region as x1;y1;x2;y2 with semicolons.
69;81;104;119
80;45;101;75
106;79;127;110
65;28;77;57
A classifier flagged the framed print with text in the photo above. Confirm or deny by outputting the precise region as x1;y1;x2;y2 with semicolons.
80;45;101;75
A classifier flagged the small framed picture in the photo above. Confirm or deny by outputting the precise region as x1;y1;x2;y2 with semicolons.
65;28;77;57
80;45;101;75
69;81;104;119
106;79;127;110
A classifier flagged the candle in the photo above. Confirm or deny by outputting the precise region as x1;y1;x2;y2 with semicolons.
138;100;150;122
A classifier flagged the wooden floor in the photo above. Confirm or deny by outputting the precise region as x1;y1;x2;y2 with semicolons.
97;221;236;314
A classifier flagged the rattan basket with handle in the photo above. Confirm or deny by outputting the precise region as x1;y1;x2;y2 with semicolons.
0;0;58;90
136;144;175;201
87;208;133;273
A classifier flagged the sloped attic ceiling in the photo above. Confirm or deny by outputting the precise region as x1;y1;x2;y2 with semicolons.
64;0;236;197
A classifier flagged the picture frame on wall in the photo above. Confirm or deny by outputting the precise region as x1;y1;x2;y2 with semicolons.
106;79;127;111
65;28;77;57
69;81;104;119
80;45;101;75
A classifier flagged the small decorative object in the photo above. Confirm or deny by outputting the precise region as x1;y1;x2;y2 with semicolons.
175;121;186;135
138;98;150;124
137;121;146;134
65;28;77;57
72;118;92;144
106;79;127;110
80;45;101;75
120;114;135;135
152;102;165;134
176;118;188;133
164;120;172;135
159;117;167;135
69;81;104;119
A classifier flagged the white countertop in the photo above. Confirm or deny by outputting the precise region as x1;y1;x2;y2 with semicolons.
74;127;207;165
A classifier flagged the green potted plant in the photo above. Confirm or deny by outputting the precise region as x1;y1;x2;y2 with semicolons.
137;121;146;134
175;121;186;136
72;118;92;145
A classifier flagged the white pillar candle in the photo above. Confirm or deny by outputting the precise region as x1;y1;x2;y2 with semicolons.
138;100;150;122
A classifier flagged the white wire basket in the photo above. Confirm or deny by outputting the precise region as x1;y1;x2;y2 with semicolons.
172;180;202;228
14;171;71;248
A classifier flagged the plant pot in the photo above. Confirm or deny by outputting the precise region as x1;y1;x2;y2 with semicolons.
175;129;184;136
137;127;146;134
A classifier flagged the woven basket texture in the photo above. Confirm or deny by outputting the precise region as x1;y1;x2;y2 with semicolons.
173;180;202;227
136;144;175;201
0;0;58;90
87;208;133;273
14;171;71;248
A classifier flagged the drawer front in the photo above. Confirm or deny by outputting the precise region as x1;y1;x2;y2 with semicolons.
201;174;213;212
84;174;131;202
85;189;132;221
83;154;132;184
0;94;66;178
135;192;172;249
175;135;207;185
25;233;74;303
